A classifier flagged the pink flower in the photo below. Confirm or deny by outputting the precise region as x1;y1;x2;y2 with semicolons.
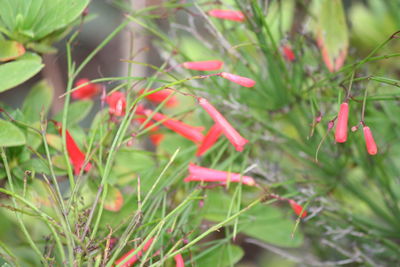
182;60;224;71
184;163;256;186
208;9;245;22
144;109;204;143
115;238;154;267
106;91;126;116
198;98;248;151
281;45;295;62
363;126;378;155
54;122;92;175
196;123;223;156
288;199;307;218
72;78;101;100
335;103;349;143
218;72;256;87
174;254;185;267
140;89;178;107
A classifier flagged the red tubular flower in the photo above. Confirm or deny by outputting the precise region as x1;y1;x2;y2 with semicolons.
335;103;349;143
208;9;245;22
184;163;256;186
115;238;154;267
134;117;159;132
219;72;256;87
363;126;378;155
106;91;126;116
196;123;223;156
144;109;204;143
72;78;101;100
182;60;224;71
288;199;307;218
54;122;92;175
174;254;185;267
282;45;295;62
140;89;178;107
198;98;248;151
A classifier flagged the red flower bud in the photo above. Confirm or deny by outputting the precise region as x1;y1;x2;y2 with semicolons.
182;60;224;71
184;163;256;186
363;126;378;155
335;103;349;143
219;72;256;87
198;98;248;151
288;199;307;218
282;45;295;62
54;122;92;175
115;238;154;267
174;254;185;267
196;123;223;156
149;133;164;146
208;9;245;22
72;78;101;100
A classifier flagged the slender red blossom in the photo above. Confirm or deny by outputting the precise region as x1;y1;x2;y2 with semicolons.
106;91;126;116
72;78;101;100
182;60;224;71
144;109;204;143
196;123;223;156
134;117;159;132
288;199;307;218
282;44;296;62
363;126;378;155
114;238;154;267
335;103;349;143
174;254;185;267
219;72;256;87
208;9;245;22
54;122;92;175
140;89;178;107
198;98;248;151
184;163;256;186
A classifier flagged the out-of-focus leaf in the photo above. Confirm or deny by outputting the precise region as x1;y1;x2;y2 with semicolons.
310;0;348;72
104;186;124;212
0;40;25;62
22;80;54;123
0;52;43;92
46;134;62;151
53;100;93;125
196;244;243;267
0;119;26;147
240;204;304;248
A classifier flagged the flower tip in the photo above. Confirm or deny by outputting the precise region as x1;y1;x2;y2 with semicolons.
288;200;307;218
219;72;256;87
363;126;378;155
208;9;245;22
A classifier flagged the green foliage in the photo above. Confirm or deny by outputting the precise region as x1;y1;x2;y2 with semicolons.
0;119;25;147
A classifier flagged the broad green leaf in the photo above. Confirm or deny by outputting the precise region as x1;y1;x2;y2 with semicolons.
0;40;25;62
240;204;304;248
202;190;232;222
53;100;93;125
196;244;243;267
22;80;54;123
0;0;89;41
0;52;43;92
0;119;26;147
310;0;348;72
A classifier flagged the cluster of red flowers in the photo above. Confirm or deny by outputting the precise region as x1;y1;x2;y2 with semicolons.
60;8;309;266
335;102;378;155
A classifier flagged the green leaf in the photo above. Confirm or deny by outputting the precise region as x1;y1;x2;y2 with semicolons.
240;204;304;248
0;119;26;147
0;52;43;93
0;0;89;41
104;185;124;212
53;100;93;125
196;244;243;267
310;0;348;72
0;40;25;62
22;80;54;123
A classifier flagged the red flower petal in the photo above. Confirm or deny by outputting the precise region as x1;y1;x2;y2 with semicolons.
208;9;245;22
182;60;224;71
